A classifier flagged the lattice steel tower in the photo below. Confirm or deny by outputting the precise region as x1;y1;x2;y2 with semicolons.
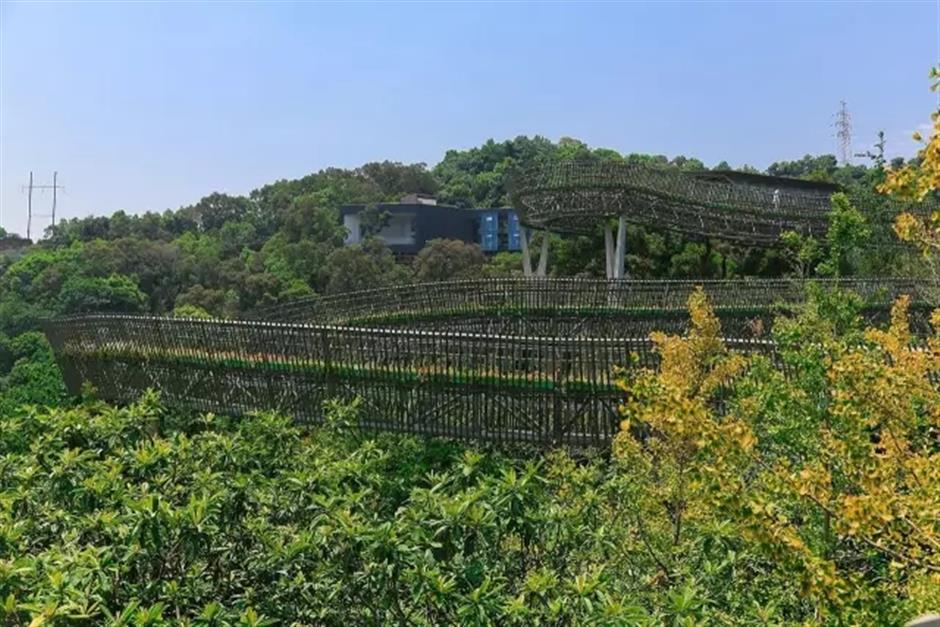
835;100;853;165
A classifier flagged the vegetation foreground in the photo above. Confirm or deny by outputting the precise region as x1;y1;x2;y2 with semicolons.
1;291;938;626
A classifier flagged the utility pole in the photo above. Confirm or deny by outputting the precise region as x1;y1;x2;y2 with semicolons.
26;171;33;241
22;171;64;240
834;101;853;165
51;171;58;227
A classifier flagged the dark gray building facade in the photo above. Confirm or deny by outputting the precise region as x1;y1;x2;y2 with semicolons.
339;199;521;255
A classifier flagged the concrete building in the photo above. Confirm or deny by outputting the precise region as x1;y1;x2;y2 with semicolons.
339;198;521;256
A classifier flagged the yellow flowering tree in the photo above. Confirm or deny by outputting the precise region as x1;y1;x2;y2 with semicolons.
615;288;940;621
613;289;750;582
880;67;940;262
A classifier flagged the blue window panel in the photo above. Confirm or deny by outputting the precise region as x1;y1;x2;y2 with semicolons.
507;212;521;251
479;211;498;251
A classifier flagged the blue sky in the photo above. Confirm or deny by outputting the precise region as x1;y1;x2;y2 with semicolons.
1;1;937;237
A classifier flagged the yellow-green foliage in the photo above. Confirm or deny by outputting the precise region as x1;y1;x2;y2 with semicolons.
614;288;940;622
881;68;940;275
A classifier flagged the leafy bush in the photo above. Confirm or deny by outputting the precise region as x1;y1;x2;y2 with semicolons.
0;297;51;338
172;304;214;320
324;239;410;295
0;333;66;415
2;391;852;625
9;332;52;363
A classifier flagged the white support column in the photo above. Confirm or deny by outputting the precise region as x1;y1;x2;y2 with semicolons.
613;216;627;279
520;227;533;277
536;231;550;277
604;226;614;279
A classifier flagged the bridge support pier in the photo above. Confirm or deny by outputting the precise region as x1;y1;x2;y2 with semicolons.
521;227;533;276
521;228;550;277
604;216;628;279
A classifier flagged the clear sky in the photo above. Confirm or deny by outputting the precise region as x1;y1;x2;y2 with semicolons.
1;1;937;237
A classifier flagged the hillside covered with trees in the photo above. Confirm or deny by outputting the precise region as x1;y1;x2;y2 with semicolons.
0;136;917;335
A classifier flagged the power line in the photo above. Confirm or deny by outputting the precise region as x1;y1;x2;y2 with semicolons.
22;171;64;240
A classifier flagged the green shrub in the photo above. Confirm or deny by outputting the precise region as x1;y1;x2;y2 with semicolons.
172;304;214;320
0;392;826;625
0;333;66;414
9;331;51;363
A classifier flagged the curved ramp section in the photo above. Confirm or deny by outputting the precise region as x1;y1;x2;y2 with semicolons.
44;278;936;446
254;277;935;335
509;161;840;245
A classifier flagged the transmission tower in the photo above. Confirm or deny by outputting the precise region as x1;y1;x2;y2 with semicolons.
834;100;853;165
22;171;63;240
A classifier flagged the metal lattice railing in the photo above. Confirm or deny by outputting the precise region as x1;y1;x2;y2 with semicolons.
43;278;938;447
253;277;937;332
508;161;938;245
43;314;779;447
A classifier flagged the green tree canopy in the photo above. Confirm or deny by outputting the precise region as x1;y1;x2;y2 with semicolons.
413;238;487;282
58;274;147;315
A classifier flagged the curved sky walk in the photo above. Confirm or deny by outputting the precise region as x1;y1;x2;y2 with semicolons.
509;161;936;247
44;277;937;447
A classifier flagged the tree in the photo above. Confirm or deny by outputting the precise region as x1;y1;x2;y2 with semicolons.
218;220;260;258
880;68;940;202
615;289;940;618
357;205;391;239
780;231;822;279
767;154;839;180
412;239;486;282
434;136;557;207
58;274;147;315
815;193;871;276
668;242;723;278
185;193;254;232
172;303;213;319
324;239;409;294
280;195;345;245
0;332;13;375
779;193;872;278
879;68;940;285
0;298;48;338
174;285;230;317
482;252;525;277
878;67;940;298
79;238;181;312
359;161;439;199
